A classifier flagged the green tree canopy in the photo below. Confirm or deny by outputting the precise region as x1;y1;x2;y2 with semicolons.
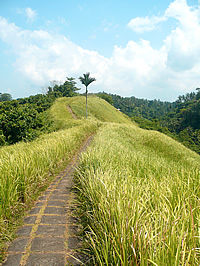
97;92;114;105
0;93;12;102
47;77;80;98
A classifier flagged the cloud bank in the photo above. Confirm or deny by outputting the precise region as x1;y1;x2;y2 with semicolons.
1;0;200;101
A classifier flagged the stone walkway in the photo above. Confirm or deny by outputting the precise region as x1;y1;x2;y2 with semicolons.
2;135;93;266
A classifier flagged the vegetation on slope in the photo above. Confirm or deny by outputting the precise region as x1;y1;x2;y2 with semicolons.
0;77;80;147
46;77;80;98
68;95;132;124
1;94;199;264
0;94;54;146
162;90;200;154
76;123;200;265
0;95;130;261
109;90;200;154
48;97;83;130
0;97;99;261
110;93;173;119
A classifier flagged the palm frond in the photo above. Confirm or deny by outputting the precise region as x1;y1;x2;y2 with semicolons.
79;72;96;87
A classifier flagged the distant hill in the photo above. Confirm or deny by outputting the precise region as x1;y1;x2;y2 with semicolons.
110;94;174;120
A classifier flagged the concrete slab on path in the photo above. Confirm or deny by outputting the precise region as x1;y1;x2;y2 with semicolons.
2;135;94;266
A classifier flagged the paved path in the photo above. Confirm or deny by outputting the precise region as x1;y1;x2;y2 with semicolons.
2;135;93;266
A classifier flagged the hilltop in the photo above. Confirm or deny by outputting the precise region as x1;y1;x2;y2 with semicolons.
50;96;132;123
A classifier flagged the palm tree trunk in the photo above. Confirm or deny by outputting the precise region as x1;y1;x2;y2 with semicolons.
86;86;88;118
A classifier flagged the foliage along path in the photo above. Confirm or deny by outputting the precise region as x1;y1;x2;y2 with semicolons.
2;135;94;266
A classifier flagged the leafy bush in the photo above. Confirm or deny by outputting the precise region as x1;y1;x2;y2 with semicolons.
0;130;6;146
0;100;51;144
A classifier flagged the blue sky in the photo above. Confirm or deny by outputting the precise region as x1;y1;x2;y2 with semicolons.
0;0;200;101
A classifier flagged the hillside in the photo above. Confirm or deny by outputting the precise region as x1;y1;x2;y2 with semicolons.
48;96;200;264
65;95;132;123
109;90;200;154
1;95;200;264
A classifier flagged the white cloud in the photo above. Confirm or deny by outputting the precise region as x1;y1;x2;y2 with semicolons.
164;0;200;71
16;7;37;23
0;15;165;99
0;16;108;88
1;0;200;101
128;15;167;33
25;8;37;22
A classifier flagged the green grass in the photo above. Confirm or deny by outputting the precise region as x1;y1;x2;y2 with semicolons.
0;121;98;250
49;96;132;127
75;123;200;265
48;97;83;130
67;95;133;124
0;97;100;261
1;95;200;264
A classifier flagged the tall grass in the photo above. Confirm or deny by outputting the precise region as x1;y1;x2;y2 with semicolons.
67;95;133;124
49;97;83;130
75;123;200;265
0;120;98;257
0;122;98;218
1;95;200;264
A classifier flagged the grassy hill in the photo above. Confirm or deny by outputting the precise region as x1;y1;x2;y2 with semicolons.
48;96;132;130
69;96;132;123
1;96;200;264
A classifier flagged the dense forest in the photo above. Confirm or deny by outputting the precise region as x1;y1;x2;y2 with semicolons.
0;77;80;146
109;94;174;119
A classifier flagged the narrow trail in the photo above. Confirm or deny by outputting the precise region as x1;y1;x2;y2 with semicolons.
2;135;94;266
67;106;77;120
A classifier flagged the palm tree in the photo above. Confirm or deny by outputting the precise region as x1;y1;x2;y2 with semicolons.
79;72;96;118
